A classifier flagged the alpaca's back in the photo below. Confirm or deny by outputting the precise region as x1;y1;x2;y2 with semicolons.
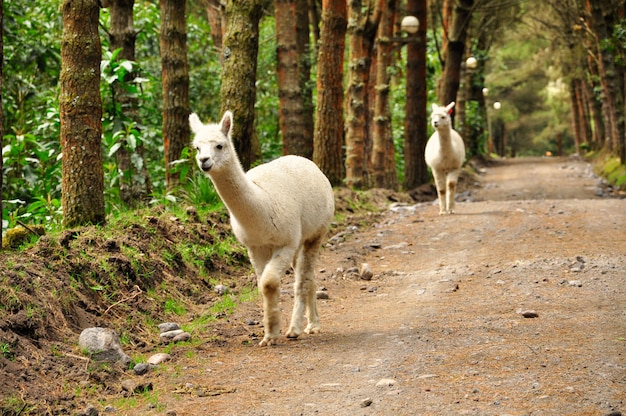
243;155;334;243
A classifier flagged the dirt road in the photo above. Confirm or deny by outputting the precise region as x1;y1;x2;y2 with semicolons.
152;157;624;416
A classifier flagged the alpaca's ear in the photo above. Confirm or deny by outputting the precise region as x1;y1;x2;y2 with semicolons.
446;102;456;113
431;103;438;112
189;113;203;133
220;111;233;137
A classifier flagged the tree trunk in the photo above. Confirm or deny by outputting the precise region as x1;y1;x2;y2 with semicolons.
569;79;584;153
220;0;266;170
345;0;380;189
296;0;315;157
403;0;429;190
0;0;3;248
202;0;226;57
275;0;313;158
109;0;152;206
60;0;105;227
313;0;346;186
371;0;396;189
438;0;473;116
589;0;625;162
160;0;190;190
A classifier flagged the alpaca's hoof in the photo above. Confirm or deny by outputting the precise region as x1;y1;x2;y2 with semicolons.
285;328;301;339
304;323;321;334
258;336;278;347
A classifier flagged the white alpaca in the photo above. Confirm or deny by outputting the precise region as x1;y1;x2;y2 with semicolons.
189;111;335;346
425;101;466;215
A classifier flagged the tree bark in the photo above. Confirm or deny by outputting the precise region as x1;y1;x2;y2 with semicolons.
202;0;226;57
109;0;152;206
275;0;313;158
160;0;190;190
345;0;381;189
0;0;3;248
438;0;473;116
589;0;625;163
403;0;429;190
313;0;346;186
60;0;105;227
220;0;266;170
371;0;396;189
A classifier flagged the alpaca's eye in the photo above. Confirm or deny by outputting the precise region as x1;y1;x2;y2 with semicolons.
216;144;223;150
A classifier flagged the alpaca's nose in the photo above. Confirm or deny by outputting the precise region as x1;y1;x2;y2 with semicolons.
198;157;213;172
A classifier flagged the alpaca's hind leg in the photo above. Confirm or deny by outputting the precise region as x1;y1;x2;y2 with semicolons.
433;170;447;215
286;237;322;339
256;246;294;346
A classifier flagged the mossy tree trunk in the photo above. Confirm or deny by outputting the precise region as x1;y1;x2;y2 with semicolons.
344;0;380;189
403;0;429;190
313;0;346;186
60;0;105;228
220;0;267;170
274;0;314;159
109;0;152;206
0;0;3;248
371;0;396;189
438;0;473;120
160;0;190;190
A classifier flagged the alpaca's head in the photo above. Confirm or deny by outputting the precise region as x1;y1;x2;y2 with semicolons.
430;101;455;129
189;111;236;175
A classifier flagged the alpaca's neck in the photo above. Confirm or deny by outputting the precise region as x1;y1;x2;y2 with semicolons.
436;126;454;147
209;162;266;224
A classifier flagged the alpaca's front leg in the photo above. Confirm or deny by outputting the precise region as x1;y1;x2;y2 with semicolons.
433;171;447;215
258;248;294;346
446;179;457;213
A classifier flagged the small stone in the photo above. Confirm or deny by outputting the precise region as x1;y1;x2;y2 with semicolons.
360;398;373;407
375;378;396;387
158;322;180;333
133;362;150;376
84;405;99;416
172;332;191;342
316;291;329;299
160;329;184;341
103;405;116;413
568;280;582;287
520;310;539;318
245;319;259;325
121;379;136;393
147;353;171;365
359;263;373;281
214;284;229;295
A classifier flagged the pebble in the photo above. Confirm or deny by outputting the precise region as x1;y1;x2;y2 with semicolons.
360;397;373;407
160;329;184;341
359;263;373;281
147;353;171;365
568;280;583;287
519;310;539;318
158;322;180;333
214;284;229;295
84;406;98;416
172;332;191;342
133;362;150;376
376;378;397;387
316;291;329;299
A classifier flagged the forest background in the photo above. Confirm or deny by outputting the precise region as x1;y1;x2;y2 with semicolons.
1;0;625;236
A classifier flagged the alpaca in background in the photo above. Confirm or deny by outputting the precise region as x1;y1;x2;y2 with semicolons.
425;101;466;214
